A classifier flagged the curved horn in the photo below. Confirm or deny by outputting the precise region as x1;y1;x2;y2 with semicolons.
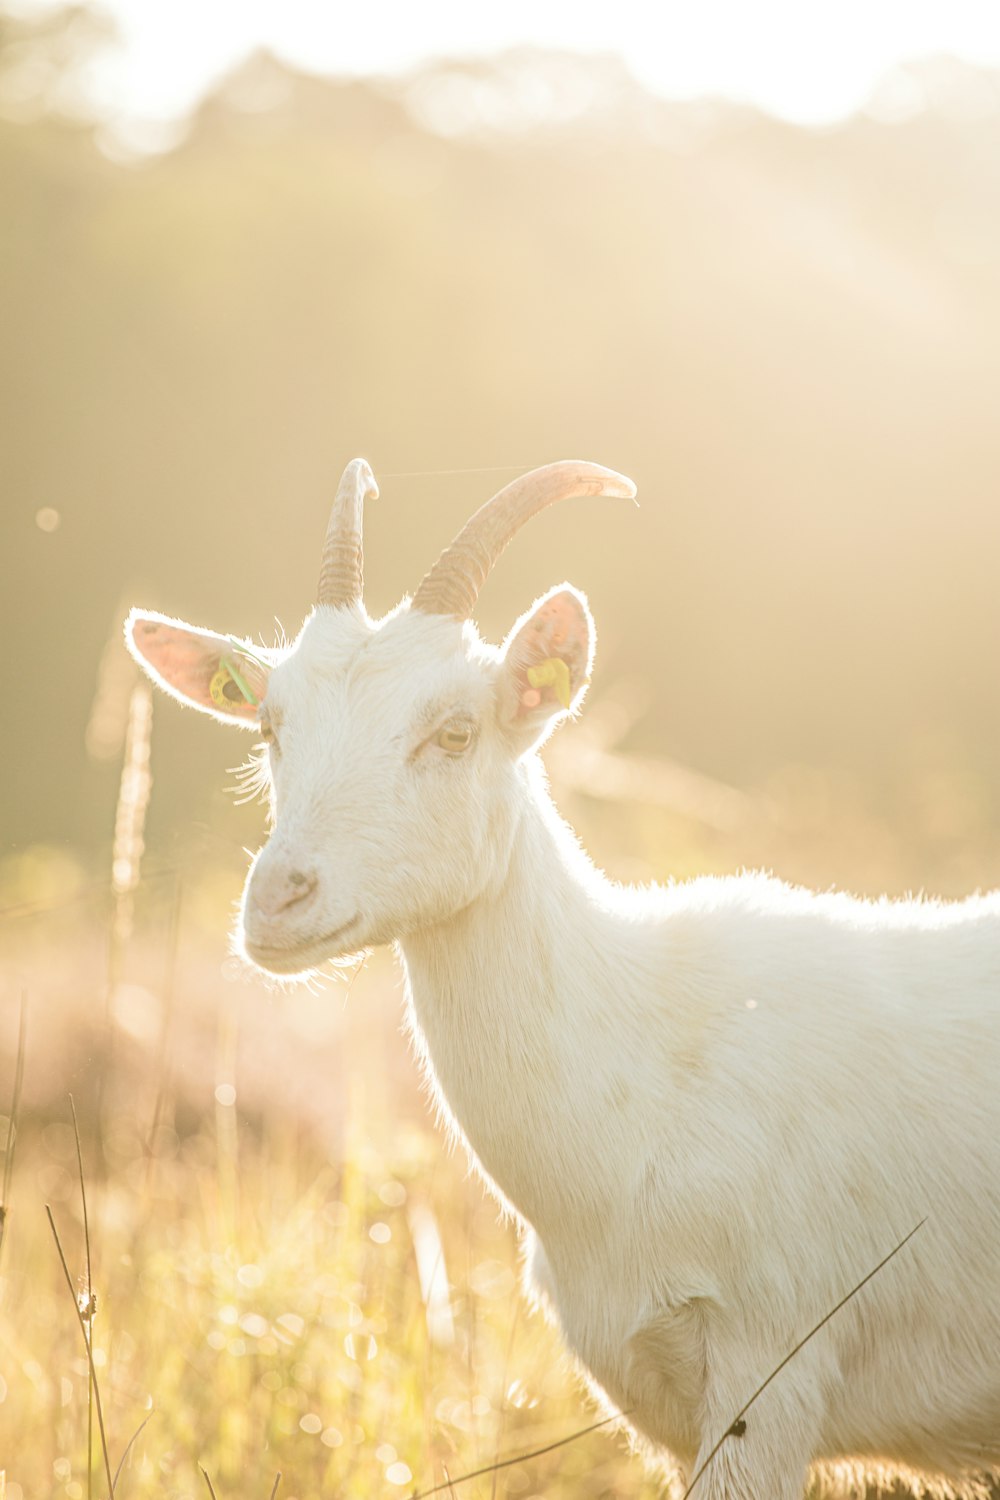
410;460;637;619
317;458;379;608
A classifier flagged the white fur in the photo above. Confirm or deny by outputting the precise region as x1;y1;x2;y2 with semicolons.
131;592;1000;1500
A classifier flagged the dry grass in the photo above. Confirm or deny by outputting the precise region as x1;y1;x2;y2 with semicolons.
0;860;663;1500
3;682;999;1498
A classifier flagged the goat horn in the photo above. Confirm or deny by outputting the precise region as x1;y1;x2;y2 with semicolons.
317;458;379;608
410;460;637;619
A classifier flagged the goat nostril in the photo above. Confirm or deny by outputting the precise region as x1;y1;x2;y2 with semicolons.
251;865;318;919
276;870;317;913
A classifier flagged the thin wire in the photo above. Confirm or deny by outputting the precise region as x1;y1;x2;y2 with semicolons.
376;463;536;479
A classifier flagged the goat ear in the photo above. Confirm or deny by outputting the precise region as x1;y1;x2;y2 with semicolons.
498;585;594;750
125;609;270;728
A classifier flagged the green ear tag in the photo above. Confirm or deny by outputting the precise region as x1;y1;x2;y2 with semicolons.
210;657;259;711
526;657;572;709
226;636;269;671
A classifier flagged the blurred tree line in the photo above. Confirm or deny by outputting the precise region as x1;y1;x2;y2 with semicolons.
2;6;999;880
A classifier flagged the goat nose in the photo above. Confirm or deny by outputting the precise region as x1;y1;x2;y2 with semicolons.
252;864;319;919
284;869;316;905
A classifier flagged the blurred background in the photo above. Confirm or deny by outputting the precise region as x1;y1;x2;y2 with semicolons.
2;2;1000;1496
3;0;1000;894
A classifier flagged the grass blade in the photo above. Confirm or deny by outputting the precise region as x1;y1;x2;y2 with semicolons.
0;991;27;1264
46;1204;116;1498
490;1303;520;1500
112;1412;154;1491
409;1410;628;1499
142;875;182;1189
70;1096;95;1500
682;1217;927;1498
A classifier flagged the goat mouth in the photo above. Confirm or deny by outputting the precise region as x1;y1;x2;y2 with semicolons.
244;913;364;975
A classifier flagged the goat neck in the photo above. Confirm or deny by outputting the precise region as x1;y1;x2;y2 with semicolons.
398;760;656;1240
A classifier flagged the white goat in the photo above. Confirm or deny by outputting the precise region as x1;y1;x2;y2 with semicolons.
127;459;1000;1500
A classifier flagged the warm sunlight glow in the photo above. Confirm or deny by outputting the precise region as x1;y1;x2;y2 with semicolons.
10;0;1000;126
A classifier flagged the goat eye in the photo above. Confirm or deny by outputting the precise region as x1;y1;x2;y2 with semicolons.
435;723;473;754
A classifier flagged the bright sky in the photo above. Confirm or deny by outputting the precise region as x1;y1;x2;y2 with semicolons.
13;0;1000;127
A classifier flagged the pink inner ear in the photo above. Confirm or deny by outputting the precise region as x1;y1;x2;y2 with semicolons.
132;619;217;702
130;617;263;719
528;592;585;649
508;588;592;718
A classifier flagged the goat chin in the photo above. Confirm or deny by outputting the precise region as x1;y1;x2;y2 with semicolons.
241;913;365;975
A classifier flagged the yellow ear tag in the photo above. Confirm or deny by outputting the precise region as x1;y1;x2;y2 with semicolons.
210;656;259;711
526;656;572;709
